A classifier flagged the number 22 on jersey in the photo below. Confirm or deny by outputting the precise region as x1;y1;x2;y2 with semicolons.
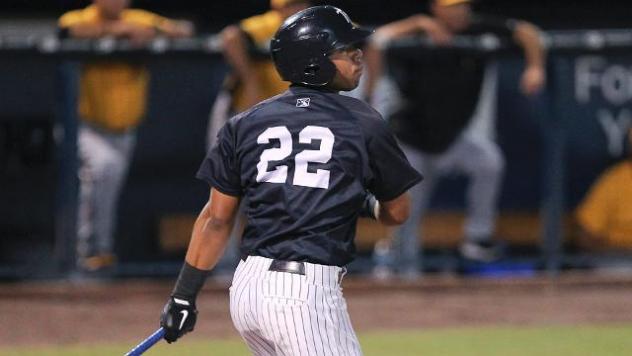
256;125;334;189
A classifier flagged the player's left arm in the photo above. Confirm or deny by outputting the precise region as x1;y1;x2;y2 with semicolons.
359;192;411;225
360;113;423;223
363;192;412;226
160;188;240;343
512;20;546;96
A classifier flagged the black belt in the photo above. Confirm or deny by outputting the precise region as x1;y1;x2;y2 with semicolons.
241;255;305;276
269;260;305;275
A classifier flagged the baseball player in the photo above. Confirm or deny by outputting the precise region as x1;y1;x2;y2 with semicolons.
207;0;312;275
58;0;193;272
160;6;422;355
363;0;546;278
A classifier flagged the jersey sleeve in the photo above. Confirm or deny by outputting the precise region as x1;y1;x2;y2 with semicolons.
196;122;242;196
364;116;423;201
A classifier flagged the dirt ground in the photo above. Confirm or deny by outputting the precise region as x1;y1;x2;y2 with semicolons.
1;272;632;347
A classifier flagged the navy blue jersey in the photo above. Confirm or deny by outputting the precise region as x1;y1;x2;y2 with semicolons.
197;85;422;266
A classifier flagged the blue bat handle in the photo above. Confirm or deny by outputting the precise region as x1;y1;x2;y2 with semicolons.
125;327;165;356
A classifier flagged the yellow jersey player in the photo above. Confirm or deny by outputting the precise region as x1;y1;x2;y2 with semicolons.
207;0;312;141
206;0;312;274
58;0;192;272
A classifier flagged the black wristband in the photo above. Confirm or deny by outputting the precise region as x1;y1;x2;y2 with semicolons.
172;262;210;300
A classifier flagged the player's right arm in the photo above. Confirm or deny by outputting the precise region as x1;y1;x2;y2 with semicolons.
65;22;158;42
364;14;451;99
221;24;264;108
58;11;103;38
161;121;243;343
372;14;452;45
160;188;239;343
58;10;131;38
185;189;240;270
58;9;192;41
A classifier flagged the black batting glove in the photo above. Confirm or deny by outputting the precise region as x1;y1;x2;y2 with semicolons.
160;295;197;343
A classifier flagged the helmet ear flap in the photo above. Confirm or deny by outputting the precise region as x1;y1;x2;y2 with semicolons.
302;57;336;86
272;38;337;87
304;63;320;76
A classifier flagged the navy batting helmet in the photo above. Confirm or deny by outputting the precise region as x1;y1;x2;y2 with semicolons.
270;6;373;87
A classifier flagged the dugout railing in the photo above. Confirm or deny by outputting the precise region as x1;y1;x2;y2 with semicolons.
0;29;630;279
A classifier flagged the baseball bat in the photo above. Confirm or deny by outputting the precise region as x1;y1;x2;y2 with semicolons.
125;327;165;356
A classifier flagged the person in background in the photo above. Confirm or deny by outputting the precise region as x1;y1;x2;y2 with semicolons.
363;0;546;278
576;128;632;251
58;0;193;272
207;0;312;141
206;0;312;275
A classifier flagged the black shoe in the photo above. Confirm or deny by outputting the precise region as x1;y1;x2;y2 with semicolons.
459;240;504;263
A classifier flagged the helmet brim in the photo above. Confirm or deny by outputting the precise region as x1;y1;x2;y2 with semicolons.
333;26;374;50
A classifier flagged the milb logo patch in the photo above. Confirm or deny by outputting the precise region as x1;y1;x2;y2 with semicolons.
296;98;310;107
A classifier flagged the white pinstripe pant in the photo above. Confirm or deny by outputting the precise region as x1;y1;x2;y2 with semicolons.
230;256;362;356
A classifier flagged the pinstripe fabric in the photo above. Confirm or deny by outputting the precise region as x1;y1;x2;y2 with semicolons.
229;256;362;356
